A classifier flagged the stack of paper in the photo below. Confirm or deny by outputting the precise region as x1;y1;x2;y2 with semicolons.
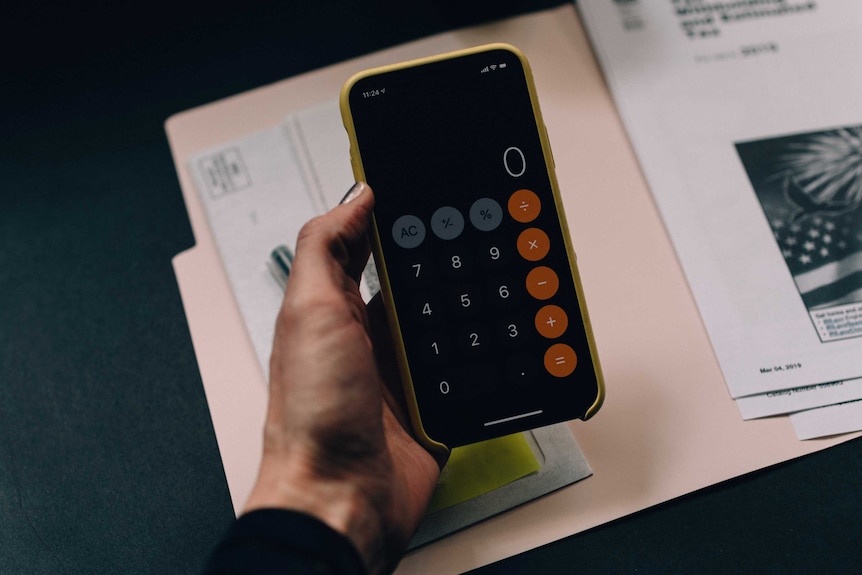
579;0;862;438
167;8;861;571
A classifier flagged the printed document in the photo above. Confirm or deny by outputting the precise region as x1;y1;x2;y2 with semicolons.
578;1;862;422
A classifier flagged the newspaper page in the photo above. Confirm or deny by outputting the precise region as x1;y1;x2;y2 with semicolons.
578;0;862;417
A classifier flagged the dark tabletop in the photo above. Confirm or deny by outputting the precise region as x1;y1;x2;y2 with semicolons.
3;1;861;573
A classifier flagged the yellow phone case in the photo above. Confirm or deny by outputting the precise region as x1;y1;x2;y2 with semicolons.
340;43;605;454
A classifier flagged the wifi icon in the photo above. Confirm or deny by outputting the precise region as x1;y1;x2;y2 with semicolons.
490;64;497;71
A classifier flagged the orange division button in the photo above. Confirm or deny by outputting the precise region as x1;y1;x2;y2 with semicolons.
525;266;559;300
517;228;550;261
544;343;578;378
508;189;541;223
535;304;568;339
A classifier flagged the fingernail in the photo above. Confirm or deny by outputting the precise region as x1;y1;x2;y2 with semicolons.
340;181;367;205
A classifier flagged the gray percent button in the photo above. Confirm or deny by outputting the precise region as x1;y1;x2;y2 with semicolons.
392;215;426;249
469;198;503;231
431;206;465;240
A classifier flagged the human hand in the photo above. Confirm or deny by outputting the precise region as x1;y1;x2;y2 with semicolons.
244;182;443;574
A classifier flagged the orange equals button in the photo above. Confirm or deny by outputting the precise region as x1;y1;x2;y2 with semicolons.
544;343;577;378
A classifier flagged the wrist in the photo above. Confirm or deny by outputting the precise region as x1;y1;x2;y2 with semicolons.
245;456;387;573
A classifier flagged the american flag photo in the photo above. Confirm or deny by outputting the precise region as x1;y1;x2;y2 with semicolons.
737;126;862;340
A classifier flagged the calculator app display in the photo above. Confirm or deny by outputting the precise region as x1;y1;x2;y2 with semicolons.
343;45;603;448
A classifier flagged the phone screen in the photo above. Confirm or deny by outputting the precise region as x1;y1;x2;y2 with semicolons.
345;46;601;447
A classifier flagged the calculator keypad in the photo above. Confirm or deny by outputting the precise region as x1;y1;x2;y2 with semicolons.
382;188;595;446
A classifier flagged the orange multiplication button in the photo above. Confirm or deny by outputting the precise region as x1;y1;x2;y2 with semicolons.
544;343;578;378
508;189;541;223
535;304;568;339
525;266;559;300
517;228;550;261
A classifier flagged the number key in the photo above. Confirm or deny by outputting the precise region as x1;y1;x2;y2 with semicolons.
413;332;452;365
457;324;490;358
438;245;473;279
449;285;482;316
400;255;433;286
424;364;489;403
487;275;521;308
496;314;532;349
478;239;510;271
408;292;442;326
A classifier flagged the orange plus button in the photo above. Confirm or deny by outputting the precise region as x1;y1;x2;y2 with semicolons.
535;304;568;339
544;343;578;378
508;189;541;223
517;228;550;261
526;266;559;300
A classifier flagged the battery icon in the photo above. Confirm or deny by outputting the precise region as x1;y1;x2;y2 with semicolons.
499;63;507;69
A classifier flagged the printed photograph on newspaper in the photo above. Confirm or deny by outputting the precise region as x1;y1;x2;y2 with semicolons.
737;126;862;344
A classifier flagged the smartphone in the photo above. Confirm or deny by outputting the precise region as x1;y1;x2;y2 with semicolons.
340;44;604;452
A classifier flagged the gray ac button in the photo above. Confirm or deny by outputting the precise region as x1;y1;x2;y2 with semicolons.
392;215;426;249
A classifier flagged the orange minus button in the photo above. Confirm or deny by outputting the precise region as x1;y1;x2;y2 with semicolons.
517;228;550;261
526;266;559;300
544;343;578;378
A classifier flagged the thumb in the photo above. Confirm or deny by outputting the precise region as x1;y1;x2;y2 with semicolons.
334;182;375;284
289;182;375;292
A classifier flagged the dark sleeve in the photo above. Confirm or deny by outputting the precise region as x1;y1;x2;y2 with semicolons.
201;508;367;575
